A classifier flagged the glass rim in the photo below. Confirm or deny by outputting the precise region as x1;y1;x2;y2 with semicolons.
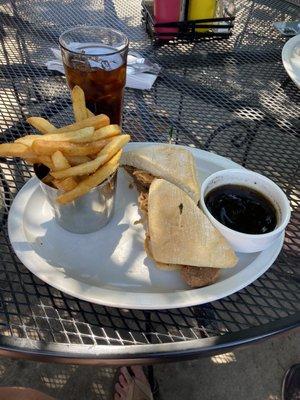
59;25;129;56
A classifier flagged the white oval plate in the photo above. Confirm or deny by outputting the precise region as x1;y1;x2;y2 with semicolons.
8;143;284;310
282;34;300;89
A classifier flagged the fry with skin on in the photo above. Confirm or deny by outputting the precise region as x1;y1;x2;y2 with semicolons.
27;117;56;134
53;177;78;192
65;155;91;166
51;151;70;171
71;86;88;122
54;114;109;133
16;127;94;146
32;139;107;156
57;150;122;204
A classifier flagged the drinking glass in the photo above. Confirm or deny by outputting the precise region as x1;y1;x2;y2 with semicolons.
59;26;129;125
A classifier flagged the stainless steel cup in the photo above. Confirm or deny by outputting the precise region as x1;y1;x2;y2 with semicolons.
34;164;117;234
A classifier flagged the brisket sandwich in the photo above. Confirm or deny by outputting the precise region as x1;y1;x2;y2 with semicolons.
121;144;237;287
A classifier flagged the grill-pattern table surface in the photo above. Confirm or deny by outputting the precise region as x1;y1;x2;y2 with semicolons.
0;0;299;363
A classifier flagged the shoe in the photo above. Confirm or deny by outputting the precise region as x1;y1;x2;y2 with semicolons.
282;364;300;400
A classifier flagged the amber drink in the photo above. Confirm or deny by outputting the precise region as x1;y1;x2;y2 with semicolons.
59;27;128;125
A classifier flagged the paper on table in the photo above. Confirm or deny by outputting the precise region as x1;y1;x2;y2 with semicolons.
46;61;65;74
45;48;160;90
126;72;158;90
273;21;300;36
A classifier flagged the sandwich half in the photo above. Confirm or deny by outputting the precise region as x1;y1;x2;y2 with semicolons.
122;144;237;287
121;144;200;204
146;179;238;287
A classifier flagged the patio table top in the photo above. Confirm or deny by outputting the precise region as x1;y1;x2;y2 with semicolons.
0;0;299;364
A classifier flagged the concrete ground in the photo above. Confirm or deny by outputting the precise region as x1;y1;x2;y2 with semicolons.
0;329;298;400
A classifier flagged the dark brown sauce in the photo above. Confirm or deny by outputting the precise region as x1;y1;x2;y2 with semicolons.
205;185;277;235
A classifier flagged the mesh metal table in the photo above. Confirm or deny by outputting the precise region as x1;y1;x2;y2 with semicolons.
0;0;299;365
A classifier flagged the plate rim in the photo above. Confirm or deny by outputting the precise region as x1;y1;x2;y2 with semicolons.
282;34;300;88
8;143;284;309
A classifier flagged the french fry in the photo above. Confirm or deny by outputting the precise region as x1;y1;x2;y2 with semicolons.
47;127;94;143
53;177;78;192
71;86;88;122
66;155;91;166
32;139;107;156
23;155;54;170
52;125;121;146
15;135;44;146
56;125;120;145
23;156;39;165
97;134;130;159
0;142;35;158
27;117;57;134
86;108;95;118
54;114;109;133
51;153;108;179
57;150;122;204
52;134;129;179
77;174;89;182
27;153;90;169
51;151;71;171
16;127;94;146
38;156;55;170
92;124;121;141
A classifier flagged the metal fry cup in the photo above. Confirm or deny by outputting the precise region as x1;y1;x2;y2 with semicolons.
34;164;117;234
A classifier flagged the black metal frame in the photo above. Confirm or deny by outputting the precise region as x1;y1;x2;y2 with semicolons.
0;315;298;365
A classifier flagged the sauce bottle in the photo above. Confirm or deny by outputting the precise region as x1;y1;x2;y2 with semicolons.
188;0;217;32
154;0;182;40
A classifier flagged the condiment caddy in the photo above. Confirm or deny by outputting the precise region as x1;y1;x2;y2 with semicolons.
142;0;235;43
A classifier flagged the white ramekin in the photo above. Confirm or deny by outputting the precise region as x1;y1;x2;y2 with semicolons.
200;169;291;253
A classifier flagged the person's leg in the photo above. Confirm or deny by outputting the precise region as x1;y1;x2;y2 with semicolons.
0;387;55;400
114;366;153;400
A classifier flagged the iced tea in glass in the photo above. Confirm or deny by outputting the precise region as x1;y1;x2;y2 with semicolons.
59;27;128;125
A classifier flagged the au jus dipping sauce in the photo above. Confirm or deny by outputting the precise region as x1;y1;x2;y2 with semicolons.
205;185;277;235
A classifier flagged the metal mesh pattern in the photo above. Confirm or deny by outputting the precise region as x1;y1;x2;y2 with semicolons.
0;0;299;357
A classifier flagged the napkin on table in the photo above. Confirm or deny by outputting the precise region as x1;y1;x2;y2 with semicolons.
45;49;161;90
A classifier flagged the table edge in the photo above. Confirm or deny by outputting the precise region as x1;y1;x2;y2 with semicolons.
0;313;298;365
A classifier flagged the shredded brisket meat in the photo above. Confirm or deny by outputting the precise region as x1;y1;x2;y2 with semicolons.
124;166;155;193
124;165;156;214
138;191;149;214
